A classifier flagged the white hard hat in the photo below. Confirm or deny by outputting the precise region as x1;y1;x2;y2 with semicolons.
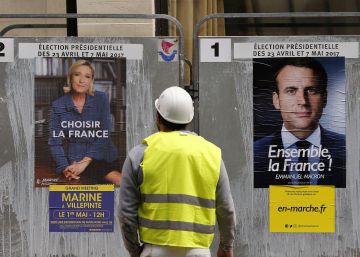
155;86;194;124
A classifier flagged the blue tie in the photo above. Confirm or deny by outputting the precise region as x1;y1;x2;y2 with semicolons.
296;140;311;183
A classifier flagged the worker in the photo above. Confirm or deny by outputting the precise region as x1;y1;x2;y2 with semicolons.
119;86;236;257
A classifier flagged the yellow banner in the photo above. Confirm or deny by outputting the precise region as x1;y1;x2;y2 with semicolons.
49;185;114;192
269;185;335;233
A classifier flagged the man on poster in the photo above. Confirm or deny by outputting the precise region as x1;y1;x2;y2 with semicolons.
254;57;346;188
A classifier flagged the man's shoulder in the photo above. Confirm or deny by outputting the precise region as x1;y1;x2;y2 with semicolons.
128;143;147;159
320;128;345;157
254;132;281;149
321;128;345;142
197;134;221;151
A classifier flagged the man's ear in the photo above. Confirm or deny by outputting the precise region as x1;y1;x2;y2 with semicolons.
322;90;328;108
156;112;160;124
272;91;280;110
156;112;162;130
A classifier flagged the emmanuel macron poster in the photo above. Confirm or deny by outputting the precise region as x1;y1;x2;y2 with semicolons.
253;57;346;188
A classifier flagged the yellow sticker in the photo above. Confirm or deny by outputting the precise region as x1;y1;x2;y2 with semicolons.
269;185;335;233
49;184;114;192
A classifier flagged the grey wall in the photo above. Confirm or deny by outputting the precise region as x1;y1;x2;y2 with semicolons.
199;36;360;257
0;37;179;257
2;35;360;257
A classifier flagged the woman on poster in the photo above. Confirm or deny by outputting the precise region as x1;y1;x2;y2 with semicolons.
48;59;121;185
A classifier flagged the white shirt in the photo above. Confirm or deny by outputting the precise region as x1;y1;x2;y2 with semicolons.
281;125;321;184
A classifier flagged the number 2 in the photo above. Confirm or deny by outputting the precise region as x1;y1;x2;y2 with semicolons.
0;42;5;57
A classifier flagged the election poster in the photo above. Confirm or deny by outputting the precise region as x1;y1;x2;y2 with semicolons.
24;42;143;187
252;51;346;188
49;184;114;232
269;185;335;233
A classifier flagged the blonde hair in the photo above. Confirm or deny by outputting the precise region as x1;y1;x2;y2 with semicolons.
64;59;96;95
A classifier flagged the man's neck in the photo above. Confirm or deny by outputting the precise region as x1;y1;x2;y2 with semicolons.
291;130;314;140
283;125;318;140
158;123;172;132
281;125;321;149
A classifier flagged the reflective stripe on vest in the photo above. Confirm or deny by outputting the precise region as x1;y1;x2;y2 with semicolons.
139;131;221;248
141;194;215;208
139;217;215;234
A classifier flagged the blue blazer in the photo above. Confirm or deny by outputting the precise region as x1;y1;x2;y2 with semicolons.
254;127;346;188
48;91;118;174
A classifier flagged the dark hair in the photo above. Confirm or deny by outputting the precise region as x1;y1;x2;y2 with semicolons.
157;112;187;131
273;57;328;93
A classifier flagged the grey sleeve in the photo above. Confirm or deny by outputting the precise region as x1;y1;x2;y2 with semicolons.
119;144;146;257
216;160;236;250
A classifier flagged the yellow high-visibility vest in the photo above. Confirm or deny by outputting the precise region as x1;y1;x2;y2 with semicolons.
139;131;221;248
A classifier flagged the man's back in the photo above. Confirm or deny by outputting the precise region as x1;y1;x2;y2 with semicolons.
119;86;235;257
139;131;221;248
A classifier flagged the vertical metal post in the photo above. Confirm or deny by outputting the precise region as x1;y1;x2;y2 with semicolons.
66;0;78;36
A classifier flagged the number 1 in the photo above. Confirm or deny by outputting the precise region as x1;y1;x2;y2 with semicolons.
211;42;219;57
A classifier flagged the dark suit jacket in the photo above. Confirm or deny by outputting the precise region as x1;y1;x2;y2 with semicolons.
254;127;346;188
